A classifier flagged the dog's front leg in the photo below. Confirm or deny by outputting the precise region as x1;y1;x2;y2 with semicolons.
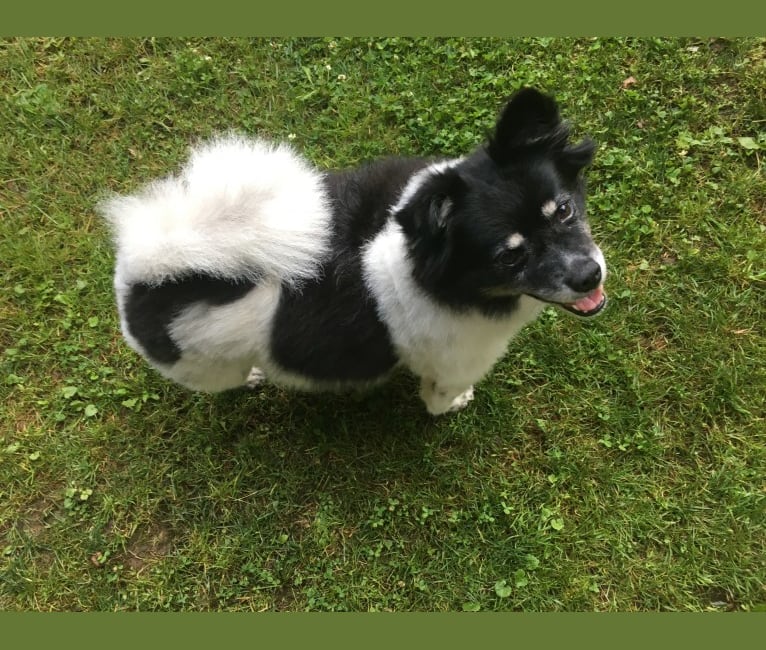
419;377;475;416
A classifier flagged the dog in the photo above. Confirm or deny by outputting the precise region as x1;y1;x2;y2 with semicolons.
101;87;607;415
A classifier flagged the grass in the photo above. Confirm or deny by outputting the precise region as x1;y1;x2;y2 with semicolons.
0;37;764;612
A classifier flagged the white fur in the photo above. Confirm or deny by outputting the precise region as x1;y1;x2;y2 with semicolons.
130;280;275;392
506;233;525;249
390;158;463;216
245;367;267;389
541;200;557;218
101;135;332;287
362;221;545;415
104;135;334;393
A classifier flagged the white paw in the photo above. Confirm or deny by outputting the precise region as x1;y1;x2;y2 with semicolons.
447;386;474;412
421;379;475;416
244;367;266;389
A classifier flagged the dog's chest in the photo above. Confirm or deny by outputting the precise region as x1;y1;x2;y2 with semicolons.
363;223;545;382
395;294;544;382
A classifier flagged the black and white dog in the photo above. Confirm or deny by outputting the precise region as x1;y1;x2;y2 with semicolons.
102;88;606;415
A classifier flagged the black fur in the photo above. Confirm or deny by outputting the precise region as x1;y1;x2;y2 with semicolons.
270;158;427;381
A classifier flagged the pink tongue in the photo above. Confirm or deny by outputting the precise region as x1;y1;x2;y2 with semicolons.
570;285;604;312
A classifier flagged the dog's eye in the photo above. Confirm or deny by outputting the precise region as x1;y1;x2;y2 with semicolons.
496;247;527;268
556;200;575;223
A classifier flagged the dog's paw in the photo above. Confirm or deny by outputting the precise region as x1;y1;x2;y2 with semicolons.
421;379;475;415
447;386;474;412
244;367;266;389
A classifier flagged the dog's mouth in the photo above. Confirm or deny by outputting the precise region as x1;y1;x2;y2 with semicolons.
486;284;608;317
557;285;607;317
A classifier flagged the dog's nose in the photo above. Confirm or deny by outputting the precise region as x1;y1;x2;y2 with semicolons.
566;259;602;293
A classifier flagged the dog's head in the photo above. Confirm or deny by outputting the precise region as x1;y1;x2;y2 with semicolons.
394;87;607;317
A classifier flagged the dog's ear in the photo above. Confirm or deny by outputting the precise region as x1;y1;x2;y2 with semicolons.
395;167;468;286
557;137;597;180
487;88;564;164
426;193;455;231
396;167;467;237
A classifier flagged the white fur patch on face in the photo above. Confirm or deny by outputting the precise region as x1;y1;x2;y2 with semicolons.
506;233;525;249
541;200;557;218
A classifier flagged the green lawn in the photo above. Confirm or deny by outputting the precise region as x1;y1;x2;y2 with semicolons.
0;37;764;611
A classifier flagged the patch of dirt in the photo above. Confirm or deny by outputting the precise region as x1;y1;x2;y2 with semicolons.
640;332;669;353
20;496;58;538
699;586;741;611
123;523;173;572
271;584;298;611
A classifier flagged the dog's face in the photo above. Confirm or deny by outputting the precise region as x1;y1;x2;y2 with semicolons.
395;88;607;317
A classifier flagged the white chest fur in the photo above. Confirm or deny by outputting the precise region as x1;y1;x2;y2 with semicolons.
362;221;545;413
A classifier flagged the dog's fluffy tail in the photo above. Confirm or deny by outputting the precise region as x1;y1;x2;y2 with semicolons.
100;135;332;286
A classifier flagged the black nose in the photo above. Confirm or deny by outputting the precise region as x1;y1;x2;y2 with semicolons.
566;259;602;293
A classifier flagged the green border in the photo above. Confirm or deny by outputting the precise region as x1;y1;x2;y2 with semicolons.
0;612;764;647
1;1;765;36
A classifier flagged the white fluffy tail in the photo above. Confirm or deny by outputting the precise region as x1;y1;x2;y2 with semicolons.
101;135;332;286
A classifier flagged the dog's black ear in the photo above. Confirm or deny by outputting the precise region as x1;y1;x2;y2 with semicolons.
396;167;467;237
426;193;455;231
557;137;597;180
487;87;566;165
395;167;468;286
